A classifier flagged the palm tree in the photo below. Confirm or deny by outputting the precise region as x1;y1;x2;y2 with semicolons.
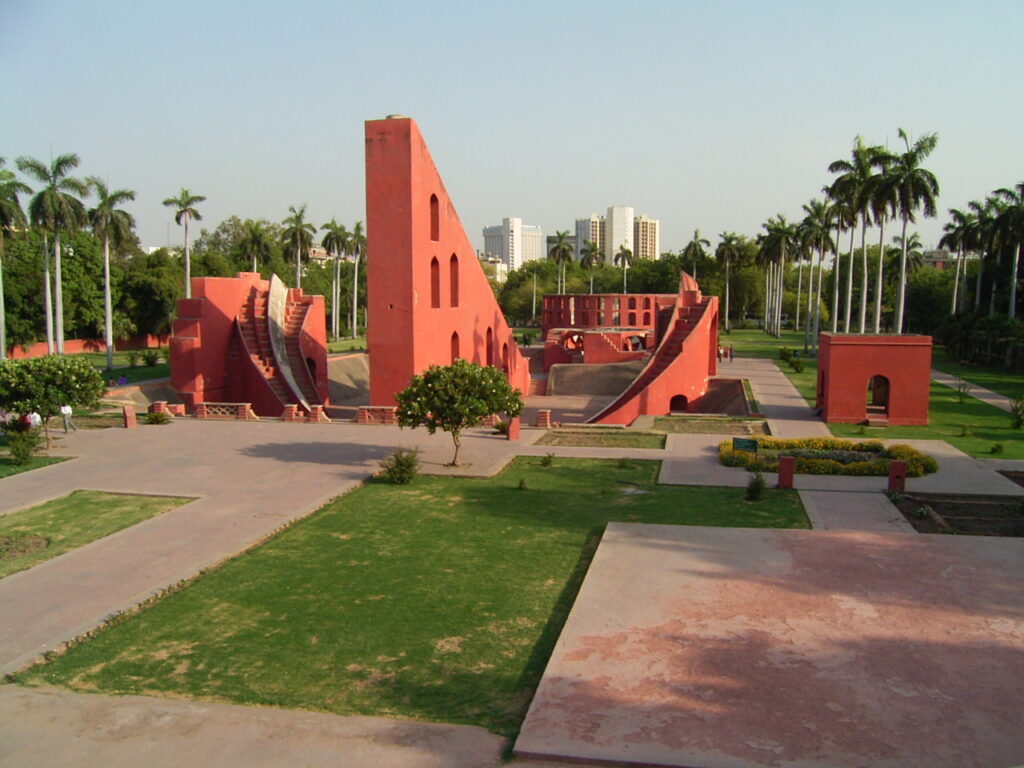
759;215;797;337
86;177;136;371
829;137;881;333
281;204;316;289
614;245;633;293
349;221;366;338
17;153;90;354
883;128;940;333
715;232;742;332
547;230;573;294
579;239;604;294
994;182;1024;320
798;199;830;351
682;229;710;281
866;147;896;332
939;208;974;316
162;188;205;299
320;219;350;338
239;219;273;274
0;158;32;360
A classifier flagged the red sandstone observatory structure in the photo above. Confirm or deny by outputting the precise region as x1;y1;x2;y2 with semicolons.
540;272;719;424
170;272;329;419
816;333;932;425
363;115;529;419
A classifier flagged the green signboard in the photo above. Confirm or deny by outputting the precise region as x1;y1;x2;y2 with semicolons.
732;437;758;453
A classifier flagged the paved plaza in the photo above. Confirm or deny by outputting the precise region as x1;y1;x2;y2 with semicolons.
1;356;1022;767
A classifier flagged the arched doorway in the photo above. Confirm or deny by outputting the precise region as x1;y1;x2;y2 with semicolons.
430;257;440;308
486;327;494;365
867;375;889;416
670;395;688;413
451;331;460;363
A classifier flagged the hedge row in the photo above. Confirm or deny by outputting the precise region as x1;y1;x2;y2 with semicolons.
718;437;938;477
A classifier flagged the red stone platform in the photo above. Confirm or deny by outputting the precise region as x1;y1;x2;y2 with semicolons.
515;524;1024;768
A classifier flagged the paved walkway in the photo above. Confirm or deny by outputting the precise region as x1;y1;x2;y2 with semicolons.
726;357;830;438
932;368;1015;413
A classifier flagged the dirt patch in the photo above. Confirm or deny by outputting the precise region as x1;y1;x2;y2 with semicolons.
0;533;49;560
893;492;1024;536
654;416;768;435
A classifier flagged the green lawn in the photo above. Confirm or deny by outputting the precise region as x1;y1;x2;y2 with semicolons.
931;346;1024;402
0;455;67;481
18;458;807;740
722;328;812;359
0;490;191;578
535;430;666;449
327;336;367;353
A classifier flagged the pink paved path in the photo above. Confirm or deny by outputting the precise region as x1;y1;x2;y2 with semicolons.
516;523;1024;768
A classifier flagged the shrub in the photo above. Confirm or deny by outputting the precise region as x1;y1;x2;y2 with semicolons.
778;347;793;362
493;419;510;436
379;448;418;484
126;351;142;368
142;349;162;367
1011;397;1024;429
143;411;172;425
991;442;1005;455
540;452;554;467
517;478;527;490
745;472;765;501
3;422;42;465
955;379;971;404
790;358;804;373
718;437;937;477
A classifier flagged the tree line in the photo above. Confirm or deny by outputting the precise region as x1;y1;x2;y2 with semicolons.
0;153;367;364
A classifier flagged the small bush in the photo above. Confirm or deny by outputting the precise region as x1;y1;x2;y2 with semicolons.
494;419;510;436
517;478;527;490
616;457;631;469
125;351;142;368
790;358;804;373
379;448;418;484
1011;397;1024;429
3;423;43;465
990;442;1005;455
142;349;162;367
745;472;765;501
540;452;555;467
955;379;971;404
778;347;793;362
143;411;172;425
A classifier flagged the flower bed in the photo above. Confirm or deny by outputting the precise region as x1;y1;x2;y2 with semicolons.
718;437;938;477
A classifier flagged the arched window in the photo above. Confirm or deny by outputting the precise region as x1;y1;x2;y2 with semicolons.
643;297;651;309
628;297;637;310
430;257;440;308
451;331;460;362
449;254;459;307
502;343;509;372
486;327;494;365
643;311;651;325
628;312;636;326
429;194;439;241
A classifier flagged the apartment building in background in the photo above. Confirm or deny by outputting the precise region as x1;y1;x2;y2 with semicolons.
574;206;660;261
482;217;545;271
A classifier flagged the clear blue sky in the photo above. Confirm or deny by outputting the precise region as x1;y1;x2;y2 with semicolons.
3;0;1021;254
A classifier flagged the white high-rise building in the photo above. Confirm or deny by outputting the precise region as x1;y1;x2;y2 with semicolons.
633;214;660;259
605;206;635;262
574;207;660;262
482;217;544;271
575;214;605;260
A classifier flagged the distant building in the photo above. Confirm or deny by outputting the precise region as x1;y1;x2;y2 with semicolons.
482;217;545;271
923;249;955;270
574;206;660;261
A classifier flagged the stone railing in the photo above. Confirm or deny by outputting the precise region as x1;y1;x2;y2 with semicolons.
194;403;260;421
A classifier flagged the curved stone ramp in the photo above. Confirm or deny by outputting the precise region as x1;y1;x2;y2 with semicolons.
327;352;370;405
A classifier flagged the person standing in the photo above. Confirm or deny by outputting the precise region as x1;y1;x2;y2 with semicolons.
59;404;77;433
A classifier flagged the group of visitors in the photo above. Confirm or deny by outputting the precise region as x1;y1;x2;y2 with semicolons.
0;406;77;432
717;345;735;363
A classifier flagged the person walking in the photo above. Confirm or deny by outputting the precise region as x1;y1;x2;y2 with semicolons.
59;404;77;433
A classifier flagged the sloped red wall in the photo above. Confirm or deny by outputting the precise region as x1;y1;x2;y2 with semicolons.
365;117;529;405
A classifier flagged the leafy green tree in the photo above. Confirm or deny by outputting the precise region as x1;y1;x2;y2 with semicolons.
281;204;315;290
994;182;1024;320
0;355;105;444
867;147;896;332
17;153;90;354
715;232;742;332
940;207;975;315
162;188;205;299
238;219;274;274
395;358;524;466
86;178;136;370
0;158;32;359
579;240;604;294
682;229;710;281
118;248;180;335
614;245;633;293
881;128;939;333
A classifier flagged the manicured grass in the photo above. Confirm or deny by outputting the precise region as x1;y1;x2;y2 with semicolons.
19;458;807;740
0;490;191;578
931;346;1024;402
535;430;666;449
722;328;812;359
653;416;768;435
0;455;68;481
327;336;367;353
103;363;171;385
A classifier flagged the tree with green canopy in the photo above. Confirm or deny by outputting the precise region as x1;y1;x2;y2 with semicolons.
162;188;205;299
239;218;274;275
395;358;524;466
17;153;90;354
0;355;105;445
579;239;604;294
86;177;136;371
281;204;316;290
614;244;633;293
547;230;573;294
0;158;32;360
994;182;1024;320
682;229;710;281
715;232;742;332
321;219;350;337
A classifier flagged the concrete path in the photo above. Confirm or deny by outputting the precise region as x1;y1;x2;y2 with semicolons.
799;490;917;533
932;368;1015;413
727;357;830;438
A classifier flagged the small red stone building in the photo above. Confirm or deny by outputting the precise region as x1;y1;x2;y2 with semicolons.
364;116;529;406
817;333;932;425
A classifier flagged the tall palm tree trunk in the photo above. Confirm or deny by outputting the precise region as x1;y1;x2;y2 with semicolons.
0;234;6;360
975;255;983;310
830;224;841;333
813;239;825;352
724;257;731;332
294;231;301;289
858;216;869;333
589;267;594;294
103;235;114;370
843;228;855;332
41;234;54;354
795;259;803;330
764;266;770;333
873;219;886;333
951;246;962;315
804;249;817;351
54;231;64;354
351;255;360;338
184;218;192;299
894;216;910;333
1009;243;1021;320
